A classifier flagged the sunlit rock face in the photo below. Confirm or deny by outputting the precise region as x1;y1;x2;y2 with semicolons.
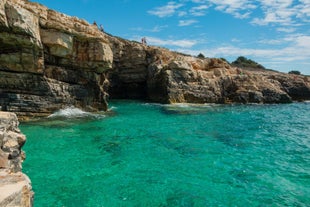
106;41;310;104
0;111;33;207
0;0;113;119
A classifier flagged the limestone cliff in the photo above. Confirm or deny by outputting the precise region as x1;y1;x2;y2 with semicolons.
106;37;310;104
1;0;310;119
0;0;112;119
0;112;33;207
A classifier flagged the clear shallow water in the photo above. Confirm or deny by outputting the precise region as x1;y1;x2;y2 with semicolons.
21;101;310;207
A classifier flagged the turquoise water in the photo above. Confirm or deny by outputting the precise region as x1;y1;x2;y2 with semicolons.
21;101;310;207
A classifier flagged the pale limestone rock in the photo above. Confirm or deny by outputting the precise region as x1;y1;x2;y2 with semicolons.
40;29;73;57
0;171;33;207
0;112;19;132
0;150;9;169
0;112;33;207
97;41;113;66
5;3;41;45
0;0;8;27
168;60;193;70
0;0;113;117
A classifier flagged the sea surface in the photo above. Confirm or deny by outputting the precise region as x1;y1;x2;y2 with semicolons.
21;100;310;207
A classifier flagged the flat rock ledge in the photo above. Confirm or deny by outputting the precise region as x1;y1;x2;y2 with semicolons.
0;112;33;207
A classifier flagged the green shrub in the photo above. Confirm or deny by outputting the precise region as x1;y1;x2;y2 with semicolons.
232;56;265;69
288;70;301;75
197;53;205;59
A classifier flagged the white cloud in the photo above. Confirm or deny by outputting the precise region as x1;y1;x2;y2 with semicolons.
190;5;210;16
148;0;310;30
251;0;310;26
294;35;310;48
208;0;256;19
130;25;168;33
231;38;241;43
175;34;310;71
146;36;197;48
258;39;284;45
210;36;310;62
191;0;208;3
276;27;297;33
150;25;169;32
178;11;187;16
178;19;198;26
148;2;184;18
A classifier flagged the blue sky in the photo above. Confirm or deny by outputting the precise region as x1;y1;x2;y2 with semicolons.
33;0;310;75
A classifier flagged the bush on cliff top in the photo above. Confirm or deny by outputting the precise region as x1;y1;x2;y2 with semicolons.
288;70;301;75
232;56;265;69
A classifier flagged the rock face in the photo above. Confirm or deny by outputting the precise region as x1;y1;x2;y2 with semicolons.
0;111;33;207
106;40;310;104
0;0;112;119
1;0;310;119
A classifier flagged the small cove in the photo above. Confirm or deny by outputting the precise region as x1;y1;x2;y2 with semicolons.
21;100;310;207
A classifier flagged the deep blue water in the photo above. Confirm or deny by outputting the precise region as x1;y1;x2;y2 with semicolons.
21;101;310;207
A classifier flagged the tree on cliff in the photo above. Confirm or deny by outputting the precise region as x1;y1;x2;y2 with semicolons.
197;53;205;59
231;56;265;69
288;70;301;75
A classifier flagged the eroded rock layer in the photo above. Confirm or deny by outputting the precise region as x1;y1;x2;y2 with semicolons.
106;40;310;104
0;0;112;119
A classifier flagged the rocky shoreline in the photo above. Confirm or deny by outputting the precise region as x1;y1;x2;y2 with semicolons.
0;1;310;206
0;112;33;207
1;0;310;120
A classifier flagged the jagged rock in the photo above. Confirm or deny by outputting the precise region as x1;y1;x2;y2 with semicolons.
0;111;33;207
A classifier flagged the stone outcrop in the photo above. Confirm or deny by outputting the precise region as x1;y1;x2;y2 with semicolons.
106;38;310;104
0;111;33;207
1;0;310;120
0;0;112;119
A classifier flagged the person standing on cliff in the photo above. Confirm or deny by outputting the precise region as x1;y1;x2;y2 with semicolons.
141;37;147;45
100;24;104;32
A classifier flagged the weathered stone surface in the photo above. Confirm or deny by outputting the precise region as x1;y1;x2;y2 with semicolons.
107;36;148;98
5;3;41;43
40;29;73;57
0;111;33;207
0;171;33;207
107;40;310;104
0;0;112;118
0;0;8;27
